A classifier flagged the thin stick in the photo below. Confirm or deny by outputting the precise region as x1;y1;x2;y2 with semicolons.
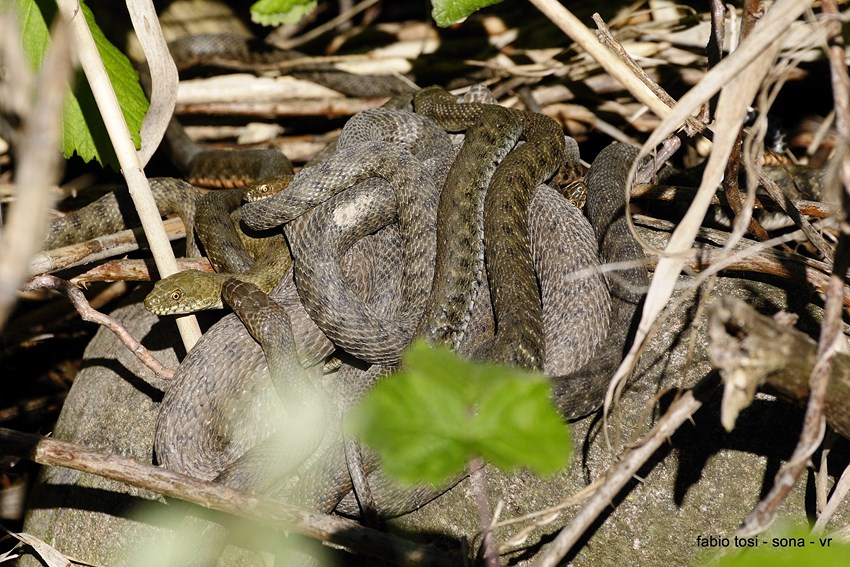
736;236;849;534
29;217;187;276
55;0;201;350
176;97;387;119
535;375;718;567
632;184;836;219
592;14;703;136
0;427;458;567
811;0;850;535
823;0;850;202
71;257;213;285
721;1;772;244
644;245;850;311
756;168;835;260
21;274;175;381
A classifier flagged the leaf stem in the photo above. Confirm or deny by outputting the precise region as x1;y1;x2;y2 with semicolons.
470;457;500;567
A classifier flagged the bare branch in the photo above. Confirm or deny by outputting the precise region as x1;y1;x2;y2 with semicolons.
71;257;213;285
30;217;188;276
21;274;175;381
0;427;459;567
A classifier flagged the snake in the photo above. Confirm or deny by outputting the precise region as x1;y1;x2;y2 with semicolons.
137;34;414;316
154;106;456;523
44;177;202;257
143;182;294;315
213;278;327;493
242;108;454;365
196;92;640;518
412;85;567;370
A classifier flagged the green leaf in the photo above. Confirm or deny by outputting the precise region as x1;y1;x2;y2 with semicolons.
16;0;149;167
699;528;850;567
472;372;570;475
346;341;571;486
250;0;317;27
431;0;505;27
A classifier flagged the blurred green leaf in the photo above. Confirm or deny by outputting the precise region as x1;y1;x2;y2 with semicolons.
130;503;332;566
16;0;149;167
346;341;571;486
472;374;570;474
431;0;505;27
250;0;317;26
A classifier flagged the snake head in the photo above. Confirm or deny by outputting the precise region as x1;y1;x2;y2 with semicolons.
144;270;224;315
245;176;292;203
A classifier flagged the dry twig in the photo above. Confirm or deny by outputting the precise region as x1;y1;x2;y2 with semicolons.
21;274;175;381
0;427;459;567
71;256;213;285
176;96;387;119
29;217;187;276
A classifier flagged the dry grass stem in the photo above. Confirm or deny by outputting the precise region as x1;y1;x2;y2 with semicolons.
271;0;381;51
176;96;388;119
592;14;703;135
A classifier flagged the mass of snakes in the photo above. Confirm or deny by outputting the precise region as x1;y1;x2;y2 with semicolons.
44;36;650;533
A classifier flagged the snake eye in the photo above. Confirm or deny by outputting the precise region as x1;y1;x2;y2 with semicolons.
258;184;269;194
171;289;183;301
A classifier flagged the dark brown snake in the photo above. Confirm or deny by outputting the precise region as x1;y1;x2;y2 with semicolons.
412;85;568;370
